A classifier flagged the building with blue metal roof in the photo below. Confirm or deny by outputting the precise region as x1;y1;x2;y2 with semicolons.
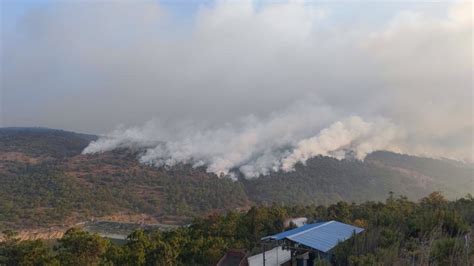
260;220;364;265
263;220;364;253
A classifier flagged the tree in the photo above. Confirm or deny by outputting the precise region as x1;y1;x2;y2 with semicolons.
0;231;56;266
55;228;109;265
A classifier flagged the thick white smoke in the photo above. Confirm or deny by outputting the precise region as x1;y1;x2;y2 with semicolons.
83;103;402;178
5;1;472;166
281;116;399;171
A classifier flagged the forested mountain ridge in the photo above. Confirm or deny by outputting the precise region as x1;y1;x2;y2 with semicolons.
0;127;472;231
366;151;473;197
0;127;97;158
0;128;250;230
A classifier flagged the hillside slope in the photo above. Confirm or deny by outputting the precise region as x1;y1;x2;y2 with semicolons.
0;128;249;230
0;127;97;158
0;127;472;230
242;153;473;205
366;151;473;197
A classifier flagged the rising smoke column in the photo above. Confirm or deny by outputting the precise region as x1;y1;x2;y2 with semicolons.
281;116;399;171
83;103;402;178
4;1;471;161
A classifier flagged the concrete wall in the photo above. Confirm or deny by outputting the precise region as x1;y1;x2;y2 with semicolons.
247;246;291;266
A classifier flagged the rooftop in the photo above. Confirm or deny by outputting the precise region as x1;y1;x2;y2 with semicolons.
262;220;364;253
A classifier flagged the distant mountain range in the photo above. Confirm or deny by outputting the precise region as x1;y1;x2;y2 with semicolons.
0;127;472;231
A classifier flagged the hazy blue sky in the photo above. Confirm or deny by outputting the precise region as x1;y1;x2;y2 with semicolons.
1;0;472;162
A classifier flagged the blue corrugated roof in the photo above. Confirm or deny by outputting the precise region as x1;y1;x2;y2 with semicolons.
262;222;326;241
263;221;364;253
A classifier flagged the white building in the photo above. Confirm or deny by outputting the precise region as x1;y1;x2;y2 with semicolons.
247;246;291;266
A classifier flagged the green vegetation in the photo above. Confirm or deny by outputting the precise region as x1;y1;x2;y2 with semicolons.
366;151;474;197
0;159;249;229
243;152;473;205
1;193;473;265
242;155;428;205
0;127;96;158
0;128;472;231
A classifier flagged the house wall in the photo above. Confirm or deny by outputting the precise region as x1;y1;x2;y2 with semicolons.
247;246;291;266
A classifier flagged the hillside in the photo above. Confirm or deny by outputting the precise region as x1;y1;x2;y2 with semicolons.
0;128;249;230
0;127;472;231
243;152;473;205
0;127;97;158
366;151;474;197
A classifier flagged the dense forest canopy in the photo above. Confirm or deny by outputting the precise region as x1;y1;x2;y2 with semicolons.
1;192;473;265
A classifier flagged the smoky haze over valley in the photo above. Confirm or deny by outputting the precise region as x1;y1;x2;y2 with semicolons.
2;1;473;177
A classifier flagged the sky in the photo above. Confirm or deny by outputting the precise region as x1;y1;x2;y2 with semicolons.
1;0;473;176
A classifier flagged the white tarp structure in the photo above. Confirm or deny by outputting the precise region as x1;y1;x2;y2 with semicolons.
284;217;308;228
247;246;291;266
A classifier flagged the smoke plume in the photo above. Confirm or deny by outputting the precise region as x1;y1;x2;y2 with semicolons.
83;102;402;178
4;1;472;172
